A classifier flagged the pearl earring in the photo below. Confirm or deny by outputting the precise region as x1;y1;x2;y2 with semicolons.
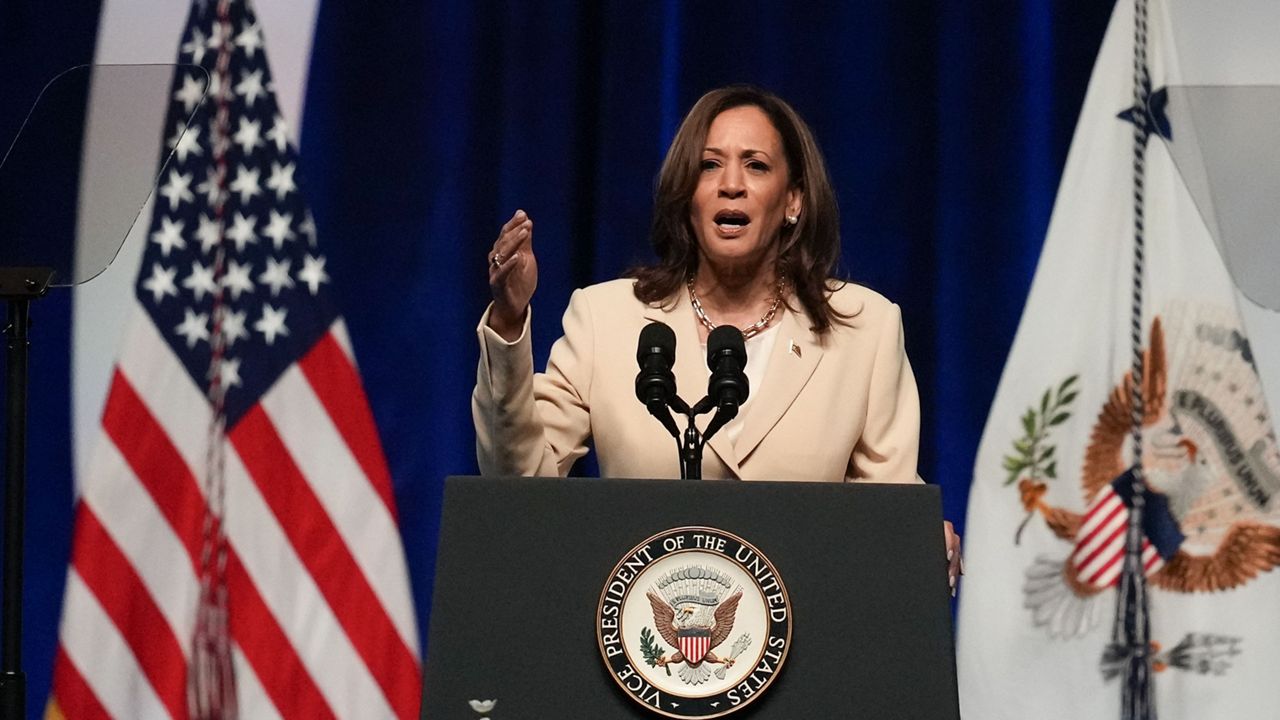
785;214;799;226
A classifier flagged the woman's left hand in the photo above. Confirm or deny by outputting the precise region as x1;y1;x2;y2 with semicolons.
945;521;963;597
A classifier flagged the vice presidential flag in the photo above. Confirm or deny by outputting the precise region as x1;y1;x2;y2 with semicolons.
957;1;1280;718
48;1;420;718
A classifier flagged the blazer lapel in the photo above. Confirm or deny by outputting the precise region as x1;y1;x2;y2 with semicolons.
735;305;823;464
642;293;741;476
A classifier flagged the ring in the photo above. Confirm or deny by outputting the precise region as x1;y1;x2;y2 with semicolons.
490;253;504;268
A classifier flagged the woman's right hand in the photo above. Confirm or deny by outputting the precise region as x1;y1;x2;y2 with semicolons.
487;209;538;341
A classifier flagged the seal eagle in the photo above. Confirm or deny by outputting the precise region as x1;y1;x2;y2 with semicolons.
647;589;742;685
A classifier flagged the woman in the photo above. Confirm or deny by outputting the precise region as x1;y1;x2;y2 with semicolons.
473;85;961;587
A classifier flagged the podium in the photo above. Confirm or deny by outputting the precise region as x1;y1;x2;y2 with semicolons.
422;477;959;719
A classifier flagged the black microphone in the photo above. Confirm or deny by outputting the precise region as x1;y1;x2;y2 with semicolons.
702;325;749;440
635;322;681;438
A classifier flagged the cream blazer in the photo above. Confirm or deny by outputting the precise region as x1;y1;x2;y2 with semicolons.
473;279;920;483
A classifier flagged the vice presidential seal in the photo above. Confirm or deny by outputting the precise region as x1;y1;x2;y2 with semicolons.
596;527;792;718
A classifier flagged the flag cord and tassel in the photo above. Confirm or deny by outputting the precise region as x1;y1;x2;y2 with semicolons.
190;1;239;717
1113;0;1156;717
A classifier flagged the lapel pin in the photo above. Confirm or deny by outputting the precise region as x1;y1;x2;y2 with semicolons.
788;340;802;358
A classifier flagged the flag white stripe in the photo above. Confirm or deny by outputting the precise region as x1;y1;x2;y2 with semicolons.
81;439;200;658
116;305;396;717
331;316;357;366
261;365;418;652
60;570;171;720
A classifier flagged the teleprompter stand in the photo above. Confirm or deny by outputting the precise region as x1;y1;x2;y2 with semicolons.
0;268;52;719
422;476;960;719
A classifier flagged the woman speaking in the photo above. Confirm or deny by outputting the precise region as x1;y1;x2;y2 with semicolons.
473;85;960;583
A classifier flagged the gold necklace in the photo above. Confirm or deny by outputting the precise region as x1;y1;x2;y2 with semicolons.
687;278;783;340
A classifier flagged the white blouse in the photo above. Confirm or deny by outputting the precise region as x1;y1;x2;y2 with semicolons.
701;323;780;447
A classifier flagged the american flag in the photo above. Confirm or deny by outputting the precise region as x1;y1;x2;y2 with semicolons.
48;1;421;718
1070;476;1172;589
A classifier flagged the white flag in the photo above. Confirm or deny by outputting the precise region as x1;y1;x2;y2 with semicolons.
957;1;1280;718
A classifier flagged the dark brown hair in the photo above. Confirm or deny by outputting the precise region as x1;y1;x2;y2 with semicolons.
630;84;848;334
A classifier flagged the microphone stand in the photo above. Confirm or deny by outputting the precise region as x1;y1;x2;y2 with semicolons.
680;419;702;480
667;396;725;481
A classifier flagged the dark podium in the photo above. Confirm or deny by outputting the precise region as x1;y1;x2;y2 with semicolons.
422;477;959;719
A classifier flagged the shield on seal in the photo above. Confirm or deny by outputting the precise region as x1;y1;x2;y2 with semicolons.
678;629;711;665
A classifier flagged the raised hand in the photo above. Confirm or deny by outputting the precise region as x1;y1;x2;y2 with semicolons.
487;209;538;341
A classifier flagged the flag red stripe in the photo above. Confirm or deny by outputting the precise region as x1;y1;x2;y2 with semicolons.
102;371;336;719
298;332;398;521
51;646;112;720
70;504;189;720
230;406;420;719
1072;499;1124;560
226;552;338;720
1075;517;1128;571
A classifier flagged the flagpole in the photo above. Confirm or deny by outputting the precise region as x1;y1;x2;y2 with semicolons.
1115;0;1157;717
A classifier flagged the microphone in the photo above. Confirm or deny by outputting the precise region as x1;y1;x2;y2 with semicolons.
635;322;681;438
702;325;749;440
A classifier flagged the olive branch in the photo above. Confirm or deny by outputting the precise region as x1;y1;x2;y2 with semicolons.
1003;374;1079;485
639;627;670;676
1006;375;1079;545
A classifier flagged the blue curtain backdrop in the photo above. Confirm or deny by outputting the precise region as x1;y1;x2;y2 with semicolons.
299;0;1113;651
2;0;1112;714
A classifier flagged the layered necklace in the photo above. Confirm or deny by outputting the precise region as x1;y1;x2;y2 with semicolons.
688;276;785;340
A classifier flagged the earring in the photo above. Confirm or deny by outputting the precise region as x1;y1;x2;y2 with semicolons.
785;214;799;226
